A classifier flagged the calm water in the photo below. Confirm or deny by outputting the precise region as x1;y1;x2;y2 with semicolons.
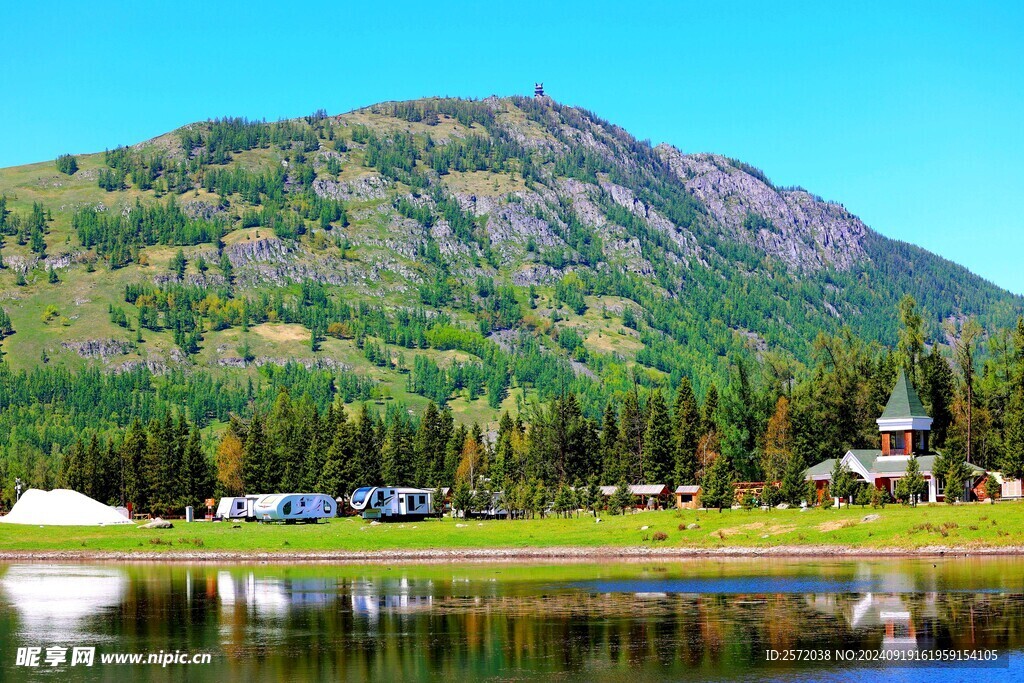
1;558;1023;681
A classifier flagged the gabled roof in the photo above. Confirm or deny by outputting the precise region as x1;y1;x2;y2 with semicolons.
675;485;701;494
880;369;930;420
631;484;670;496
806;450;986;479
805;458;838;478
598;485;669;496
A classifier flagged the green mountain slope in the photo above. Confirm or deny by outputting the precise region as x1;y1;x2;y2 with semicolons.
0;96;1019;432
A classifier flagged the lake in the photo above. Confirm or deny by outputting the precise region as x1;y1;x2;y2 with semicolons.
0;558;1022;681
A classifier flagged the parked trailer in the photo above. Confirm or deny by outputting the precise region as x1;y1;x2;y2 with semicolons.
349;487;433;521
253;493;336;523
214;495;263;521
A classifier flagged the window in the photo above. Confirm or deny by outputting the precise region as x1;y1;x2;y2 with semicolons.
891;432;905;452
283;501;292;515
374;491;384;505
325;502;333;515
352;488;372;506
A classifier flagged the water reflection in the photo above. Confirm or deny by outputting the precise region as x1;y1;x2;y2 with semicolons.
0;559;1020;681
0;564;127;639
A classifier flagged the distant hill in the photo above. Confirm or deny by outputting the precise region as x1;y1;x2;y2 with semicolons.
0;95;1019;426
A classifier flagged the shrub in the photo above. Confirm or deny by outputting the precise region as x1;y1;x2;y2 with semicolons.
652;531;668;542
56;154;78;175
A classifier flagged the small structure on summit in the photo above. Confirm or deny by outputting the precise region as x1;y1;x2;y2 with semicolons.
534;82;545;98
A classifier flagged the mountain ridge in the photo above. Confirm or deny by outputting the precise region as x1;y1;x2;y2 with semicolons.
0;94;1018;428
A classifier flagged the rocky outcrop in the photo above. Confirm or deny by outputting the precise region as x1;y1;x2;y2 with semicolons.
312;174;389;202
61;339;132;359
182;200;225;220
658;147;868;272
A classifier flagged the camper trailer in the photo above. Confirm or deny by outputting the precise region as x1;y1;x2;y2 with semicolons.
349;487;433;521
252;493;335;523
215;495;263;521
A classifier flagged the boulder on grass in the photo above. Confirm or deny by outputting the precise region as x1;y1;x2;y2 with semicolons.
140;517;173;529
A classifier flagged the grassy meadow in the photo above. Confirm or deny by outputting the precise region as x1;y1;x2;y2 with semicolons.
2;501;1024;555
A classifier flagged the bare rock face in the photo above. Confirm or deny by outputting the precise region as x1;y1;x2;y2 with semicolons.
182;200;225;221
61;339;132;359
457;190;562;260
225;235;291;267
312;175;388;201
657;147;869;272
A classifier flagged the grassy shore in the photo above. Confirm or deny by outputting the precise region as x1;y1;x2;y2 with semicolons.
2;501;1024;558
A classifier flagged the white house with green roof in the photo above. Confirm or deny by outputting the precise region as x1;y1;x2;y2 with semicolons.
804;370;984;503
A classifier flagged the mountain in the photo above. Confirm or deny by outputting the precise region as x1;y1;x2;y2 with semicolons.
0;95;1019;427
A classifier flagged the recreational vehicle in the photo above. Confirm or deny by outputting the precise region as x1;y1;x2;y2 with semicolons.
349;487;433;521
252;493;335;523
214;495;262;521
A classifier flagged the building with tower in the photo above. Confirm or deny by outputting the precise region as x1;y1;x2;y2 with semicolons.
804;370;985;503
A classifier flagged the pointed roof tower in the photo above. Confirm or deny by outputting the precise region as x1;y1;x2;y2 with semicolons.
876;369;932;455
880;369;930;421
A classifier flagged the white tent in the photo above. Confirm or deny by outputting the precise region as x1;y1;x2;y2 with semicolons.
0;488;133;526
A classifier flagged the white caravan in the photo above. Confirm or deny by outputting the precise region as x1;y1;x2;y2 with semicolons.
252;493;336;523
214;495;262;521
349;487;433;521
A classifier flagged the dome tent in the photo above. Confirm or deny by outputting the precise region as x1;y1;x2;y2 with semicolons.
0;489;133;526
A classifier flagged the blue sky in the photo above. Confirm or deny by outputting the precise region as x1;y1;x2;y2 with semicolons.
2;1;1022;292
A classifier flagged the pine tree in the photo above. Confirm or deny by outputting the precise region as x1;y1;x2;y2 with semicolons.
610;479;632;515
352;405;381;486
901;456;927;506
672;378;700;486
414;401;444;486
599;403;622;482
701;453;734;511
451;480;472;518
0;307;14;338
121;418;148;509
616;389;645;482
553;485;572;517
170;249;186;278
641;390;673;484
62;440;86;493
381;417;411;485
472;483;493;516
242;412;272;494
921;347;955;447
942;458;972;503
180;426;213;509
586;476;602;516
702;383;720;436
1003;384;1024;480
779;453;808;505
829;459;854;508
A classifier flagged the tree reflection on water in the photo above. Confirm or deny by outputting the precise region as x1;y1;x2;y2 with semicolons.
0;559;1021;680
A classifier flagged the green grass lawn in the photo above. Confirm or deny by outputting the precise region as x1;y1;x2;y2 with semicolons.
2;502;1024;555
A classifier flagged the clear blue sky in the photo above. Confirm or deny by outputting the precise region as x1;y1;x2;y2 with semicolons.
2;2;1022;292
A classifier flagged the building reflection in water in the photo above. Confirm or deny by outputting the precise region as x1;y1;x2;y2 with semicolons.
0;561;1022;680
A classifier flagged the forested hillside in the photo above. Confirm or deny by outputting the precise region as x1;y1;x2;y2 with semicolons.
0;95;1021;509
